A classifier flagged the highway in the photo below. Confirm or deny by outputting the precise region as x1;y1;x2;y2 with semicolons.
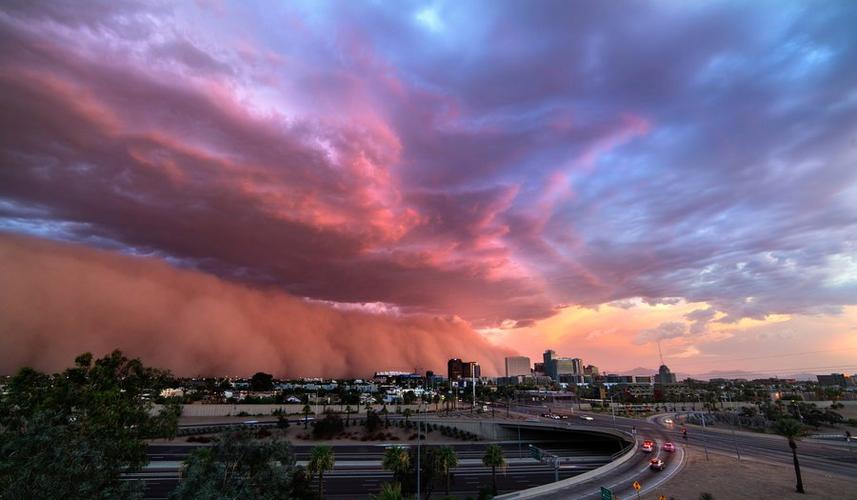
139;438;616;499
509;404;857;499
138;406;857;499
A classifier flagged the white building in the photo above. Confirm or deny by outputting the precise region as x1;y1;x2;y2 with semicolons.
505;356;531;377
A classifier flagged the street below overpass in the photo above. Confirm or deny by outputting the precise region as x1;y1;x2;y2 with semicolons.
138;423;622;499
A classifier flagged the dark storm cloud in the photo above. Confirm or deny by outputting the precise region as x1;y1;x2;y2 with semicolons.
1;0;856;335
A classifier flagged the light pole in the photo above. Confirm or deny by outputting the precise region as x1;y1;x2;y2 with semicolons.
472;375;477;413
697;396;710;461
416;402;421;499
726;392;741;461
609;394;617;429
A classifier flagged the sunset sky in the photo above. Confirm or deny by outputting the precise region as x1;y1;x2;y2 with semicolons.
1;1;856;377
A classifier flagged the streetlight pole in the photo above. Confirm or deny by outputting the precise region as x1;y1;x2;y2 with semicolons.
416;402;421;499
698;396;710;461
609;394;617;429
472;375;476;413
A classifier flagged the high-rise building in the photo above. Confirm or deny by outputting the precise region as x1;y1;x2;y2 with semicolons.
505;356;531;377
656;364;677;385
543;350;555;367
543;350;556;379
464;361;481;379
448;358;464;380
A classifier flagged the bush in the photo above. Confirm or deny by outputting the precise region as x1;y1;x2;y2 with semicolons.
313;412;345;439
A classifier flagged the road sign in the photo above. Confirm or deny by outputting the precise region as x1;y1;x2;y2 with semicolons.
600;486;613;500
632;481;641;491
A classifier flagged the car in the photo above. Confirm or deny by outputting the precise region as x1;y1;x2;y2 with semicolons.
640;442;654;453
559;414;570;419
541;413;552;418
663;418;673;424
552;414;562;420
650;458;666;470
579;415;595;421
663;441;676;452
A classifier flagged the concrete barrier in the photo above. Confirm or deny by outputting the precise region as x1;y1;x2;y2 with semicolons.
494;429;637;499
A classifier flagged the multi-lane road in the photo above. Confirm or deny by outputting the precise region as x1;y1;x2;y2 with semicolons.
136;408;856;499
139;436;616;499
511;404;856;499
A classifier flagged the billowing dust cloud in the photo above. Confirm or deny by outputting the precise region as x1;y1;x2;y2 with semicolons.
0;234;514;377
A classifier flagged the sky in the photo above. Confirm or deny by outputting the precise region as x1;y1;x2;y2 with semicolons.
1;0;856;377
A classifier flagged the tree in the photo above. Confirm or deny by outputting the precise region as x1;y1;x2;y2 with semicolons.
345;405;354;425
303;404;313;429
775;418;807;493
0;350;180;499
381;405;390;427
308;446;335;500
372;482;406;500
436;446;458;497
250;372;274;392
382;446;412;486
171;429;309;499
313;411;344;439
482;444;506;495
366;410;383;434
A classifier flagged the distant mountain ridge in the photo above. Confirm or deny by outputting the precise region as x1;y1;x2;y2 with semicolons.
611;367;818;381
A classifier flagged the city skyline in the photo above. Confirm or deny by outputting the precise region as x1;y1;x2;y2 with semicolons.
2;1;857;377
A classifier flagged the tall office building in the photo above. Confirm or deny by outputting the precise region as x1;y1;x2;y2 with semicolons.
656;364;677;384
464;361;481;379
543;350;556;379
543;350;555;366
505;356;531;377
553;358;576;381
448;358;464;380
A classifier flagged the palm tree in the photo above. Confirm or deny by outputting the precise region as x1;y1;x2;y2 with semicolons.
775;418;806;493
381;405;390;427
482;444;506;495
403;408;413;424
436;445;458;497
308;446;335;499
372;482;405;500
345;405;354;426
303;404;313;429
382;446;411;486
